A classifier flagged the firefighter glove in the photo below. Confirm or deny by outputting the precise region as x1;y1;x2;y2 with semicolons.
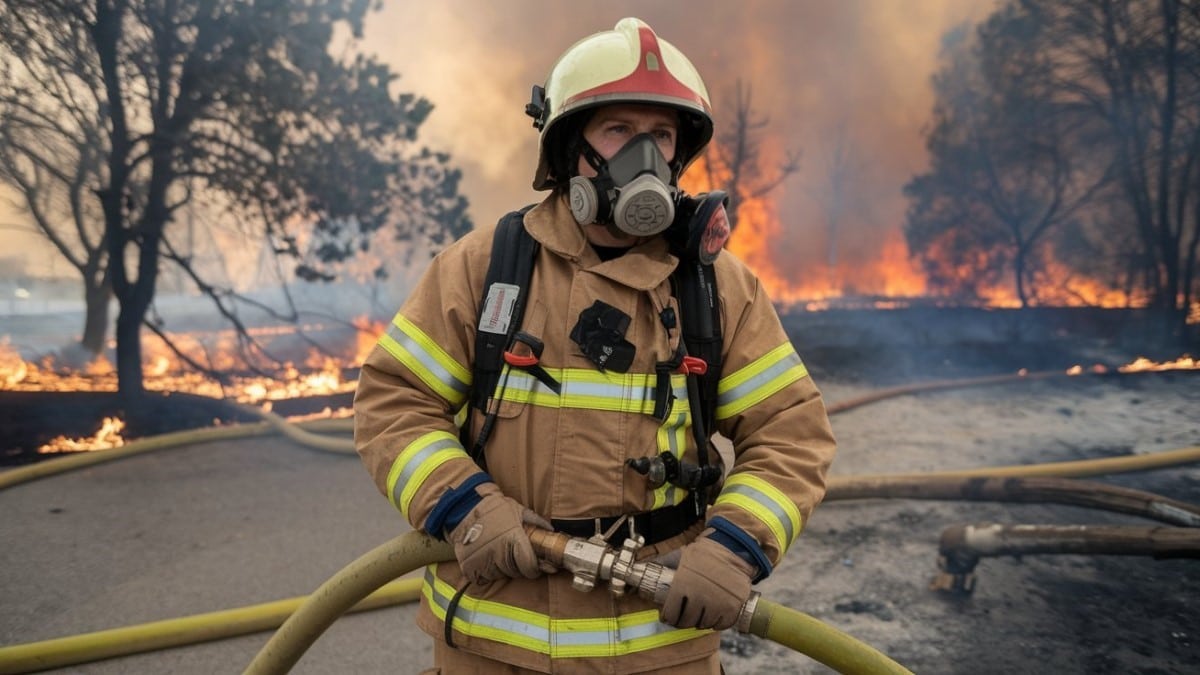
450;484;552;585
660;530;755;631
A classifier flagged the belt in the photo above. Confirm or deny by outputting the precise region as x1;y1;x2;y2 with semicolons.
551;498;704;548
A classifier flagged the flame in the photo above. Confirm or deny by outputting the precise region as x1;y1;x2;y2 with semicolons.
38;416;126;454
680;144;1195;314
0;314;390;411
352;315;388;364
1118;355;1199;373
1;339;28;386
682;152;928;307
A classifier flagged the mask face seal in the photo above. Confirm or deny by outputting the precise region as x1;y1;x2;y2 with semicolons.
569;134;676;237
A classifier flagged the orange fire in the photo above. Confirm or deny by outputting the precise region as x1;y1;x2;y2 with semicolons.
37;416;126;454
680;145;1195;316
1118;355;1199;373
1;316;389;411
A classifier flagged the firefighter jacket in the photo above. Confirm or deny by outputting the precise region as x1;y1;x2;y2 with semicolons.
354;193;836;674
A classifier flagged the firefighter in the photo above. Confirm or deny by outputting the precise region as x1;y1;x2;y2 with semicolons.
354;17;836;674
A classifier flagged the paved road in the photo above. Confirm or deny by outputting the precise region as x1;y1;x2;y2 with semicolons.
0;433;434;674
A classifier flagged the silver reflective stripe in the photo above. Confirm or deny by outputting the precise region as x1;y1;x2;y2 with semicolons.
391;436;461;507
426;568;551;642
665;412;686;457
724;483;796;545
425;568;687;651
500;371;687;403
554;618;678;645
385;323;469;397
717;350;802;409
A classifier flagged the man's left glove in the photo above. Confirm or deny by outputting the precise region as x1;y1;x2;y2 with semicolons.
660;529;755;631
449;483;553;585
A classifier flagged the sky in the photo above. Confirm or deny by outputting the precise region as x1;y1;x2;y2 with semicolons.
2;0;1000;295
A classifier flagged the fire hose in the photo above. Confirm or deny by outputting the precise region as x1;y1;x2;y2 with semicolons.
4;464;1199;675
239;527;913;675
932;523;1200;593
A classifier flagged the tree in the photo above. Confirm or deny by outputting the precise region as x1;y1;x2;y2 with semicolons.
0;10;111;354
0;0;471;395
904;12;1110;307
697;80;801;233
907;0;1200;334
1019;0;1199;333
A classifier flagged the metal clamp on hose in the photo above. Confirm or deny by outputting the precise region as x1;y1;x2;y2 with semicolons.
525;525;761;633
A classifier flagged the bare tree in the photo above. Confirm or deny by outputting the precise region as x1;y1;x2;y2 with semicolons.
0;11;111;353
806;120;876;293
0;0;471;395
702;79;801;233
1017;0;1200;334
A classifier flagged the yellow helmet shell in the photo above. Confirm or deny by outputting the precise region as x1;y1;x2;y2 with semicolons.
532;18;714;190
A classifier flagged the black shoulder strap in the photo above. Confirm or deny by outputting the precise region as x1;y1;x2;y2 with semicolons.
470;205;539;414
674;258;723;438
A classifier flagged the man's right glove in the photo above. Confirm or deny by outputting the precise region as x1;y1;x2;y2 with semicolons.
449;483;552;585
659;530;755;631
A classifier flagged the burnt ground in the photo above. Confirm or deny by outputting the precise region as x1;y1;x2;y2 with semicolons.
1;306;1198;674
710;370;1200;674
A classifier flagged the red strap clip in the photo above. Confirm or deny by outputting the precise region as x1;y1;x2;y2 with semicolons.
678;356;708;375
503;352;539;368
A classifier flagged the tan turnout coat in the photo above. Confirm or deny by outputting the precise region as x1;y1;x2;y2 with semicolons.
354;194;836;673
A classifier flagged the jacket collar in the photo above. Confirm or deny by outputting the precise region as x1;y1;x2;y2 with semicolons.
524;194;679;291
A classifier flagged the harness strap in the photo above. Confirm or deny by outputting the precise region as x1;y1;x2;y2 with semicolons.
466;206;539;465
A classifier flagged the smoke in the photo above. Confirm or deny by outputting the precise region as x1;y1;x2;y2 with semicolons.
1;1;999;293
362;0;999;287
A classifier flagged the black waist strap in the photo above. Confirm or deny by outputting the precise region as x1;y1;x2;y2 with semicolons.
551;498;703;548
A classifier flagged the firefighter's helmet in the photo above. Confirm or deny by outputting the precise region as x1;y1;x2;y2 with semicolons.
527;17;713;191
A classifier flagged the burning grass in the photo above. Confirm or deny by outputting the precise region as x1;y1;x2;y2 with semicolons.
37;416;126;454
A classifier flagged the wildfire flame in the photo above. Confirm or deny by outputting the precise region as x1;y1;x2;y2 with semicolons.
38;416;126;454
1118;356;1199;373
681;146;1195;317
1;316;388;409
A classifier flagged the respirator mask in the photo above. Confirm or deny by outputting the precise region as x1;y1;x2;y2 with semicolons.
569;134;676;236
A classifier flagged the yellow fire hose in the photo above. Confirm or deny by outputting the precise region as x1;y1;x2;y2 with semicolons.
0;579;423;675
0;411;353;491
241;530;913;675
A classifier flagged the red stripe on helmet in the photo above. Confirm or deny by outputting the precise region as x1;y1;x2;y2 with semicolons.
563;26;710;113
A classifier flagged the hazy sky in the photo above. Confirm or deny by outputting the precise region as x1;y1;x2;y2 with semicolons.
2;0;999;294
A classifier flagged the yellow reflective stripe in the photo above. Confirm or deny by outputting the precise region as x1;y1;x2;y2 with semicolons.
498;368;689;415
385;431;468;518
377;315;471;406
715;473;803;553
715;342;808;420
651;412;689;509
424;565;707;657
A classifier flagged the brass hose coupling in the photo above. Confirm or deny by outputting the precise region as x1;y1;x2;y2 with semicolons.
526;525;760;633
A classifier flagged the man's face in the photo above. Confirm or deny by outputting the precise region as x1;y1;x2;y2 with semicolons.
577;104;679;178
